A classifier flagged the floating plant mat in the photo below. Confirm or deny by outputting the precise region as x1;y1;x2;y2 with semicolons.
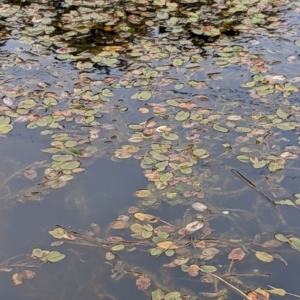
1;0;300;299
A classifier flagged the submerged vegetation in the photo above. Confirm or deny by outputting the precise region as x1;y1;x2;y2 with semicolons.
1;0;300;298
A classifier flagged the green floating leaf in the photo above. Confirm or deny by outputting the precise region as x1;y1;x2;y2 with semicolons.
111;244;125;251
135;189;151;197
175;110;190;121
32;248;43;258
61;161;80;170
137;90;152;101
151;288;165;300
49;228;65;239
162;132;178;140
41;251;65;263
159;172;173;182
51;154;74;162
268;288;286;296
142;230;153;239
275;233;288;243
253;160;266;169
150;248;163;256
165;250;175;256
213;124;229;133
237;155;250;163
165;291;181;300
43;97;58;106
268;162;283;172
275;199;295;207
276;122;296;131
255;251;273;263
0;124;13;134
181;265;189;272
276;108;289;119
289;237;300;250
193;148;207;157
235;126;251;133
199;265;217;273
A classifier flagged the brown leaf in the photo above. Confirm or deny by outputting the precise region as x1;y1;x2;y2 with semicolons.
154;225;175;234
188;264;200;277
253;234;261;243
136;275;151;291
19;270;36;280
228;248;245;261
261;240;282;248
247;289;269;300
62;233;76;240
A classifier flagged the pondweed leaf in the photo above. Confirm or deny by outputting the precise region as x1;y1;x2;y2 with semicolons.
175;110;190;121
274;233;288;243
213;124;229;133
199;265;217;273
255;251;273;263
41;251;65;262
151;288;165;300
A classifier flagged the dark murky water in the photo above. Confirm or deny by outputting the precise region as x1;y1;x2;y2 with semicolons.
1;0;300;299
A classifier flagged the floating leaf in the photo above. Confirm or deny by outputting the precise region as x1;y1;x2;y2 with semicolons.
135;189;151;197
268;162;283;172
60;161;80;170
199;265;217;273
275;199;295;206
237;155;250;163
32;248;44;258
253;160;266;169
268;288;286;296
175;110;190;121
12;273;22;285
247;289;269;300
274;233;288;243
51;154;74;162
111;244;125;251
188;264;200;277
157;241;178;250
0;123;13;134
110;220;127;229
192;148;207;157
185;221;203;232
41;251;65;262
137;90;152;101
276;109;289;119
255;251;273;263
213;124;229;133
150;248;164;256
162;132;179;140
49;228;65;239
276;122;296;131
151;288;165;300
235;126;251;133
165;291;181;300
191;202;208;212
134;212;157;222
228;248;245;261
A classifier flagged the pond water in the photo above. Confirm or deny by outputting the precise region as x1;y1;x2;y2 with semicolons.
1;0;300;299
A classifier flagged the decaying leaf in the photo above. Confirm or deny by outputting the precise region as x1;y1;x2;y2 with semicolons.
136;275;151;291
228;248;245;261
